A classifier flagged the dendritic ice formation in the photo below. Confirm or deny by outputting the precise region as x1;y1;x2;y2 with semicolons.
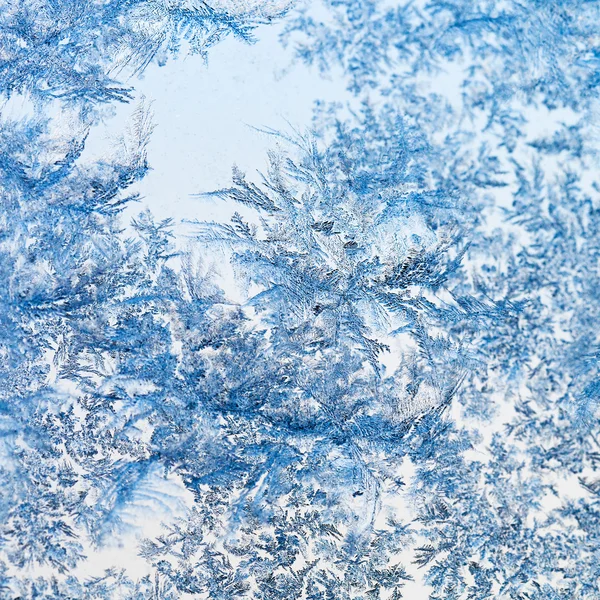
1;0;600;598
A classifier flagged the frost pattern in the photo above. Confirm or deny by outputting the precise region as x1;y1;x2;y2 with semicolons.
1;0;600;599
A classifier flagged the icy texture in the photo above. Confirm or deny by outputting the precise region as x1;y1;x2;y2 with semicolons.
1;0;600;598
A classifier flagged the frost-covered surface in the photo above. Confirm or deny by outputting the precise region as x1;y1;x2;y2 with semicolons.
2;0;600;598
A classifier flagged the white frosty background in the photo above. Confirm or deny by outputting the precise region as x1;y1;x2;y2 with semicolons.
87;24;343;223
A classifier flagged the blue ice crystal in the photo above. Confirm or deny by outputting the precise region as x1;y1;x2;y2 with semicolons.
1;0;600;598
